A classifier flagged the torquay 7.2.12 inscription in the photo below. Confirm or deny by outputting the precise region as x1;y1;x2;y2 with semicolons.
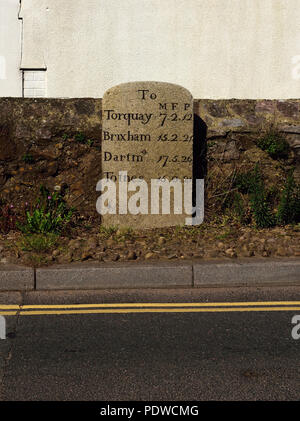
100;81;194;228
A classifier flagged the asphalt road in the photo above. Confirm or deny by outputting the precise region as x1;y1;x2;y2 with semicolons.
0;285;299;401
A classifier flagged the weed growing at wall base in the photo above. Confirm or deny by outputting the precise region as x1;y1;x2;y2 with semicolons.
276;171;300;225
18;186;74;234
17;233;58;253
256;129;289;160
228;165;300;228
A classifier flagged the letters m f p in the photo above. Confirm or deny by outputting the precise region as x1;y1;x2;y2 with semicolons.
0;316;6;340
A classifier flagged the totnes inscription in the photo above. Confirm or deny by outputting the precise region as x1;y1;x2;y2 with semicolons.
101;81;194;228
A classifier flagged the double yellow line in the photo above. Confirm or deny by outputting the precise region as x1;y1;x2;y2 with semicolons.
1;301;300;316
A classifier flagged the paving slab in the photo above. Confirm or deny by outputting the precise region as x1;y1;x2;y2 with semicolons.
36;262;193;290
193;259;300;287
0;265;34;291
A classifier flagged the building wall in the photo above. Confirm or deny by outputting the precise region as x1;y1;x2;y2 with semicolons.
3;0;300;99
0;0;22;97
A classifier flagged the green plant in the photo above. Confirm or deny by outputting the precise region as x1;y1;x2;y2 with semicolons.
22;153;34;164
18;233;58;253
188;226;202;236
249;165;275;228
232;165;300;228
256;129;289;160
266;185;280;207
276;171;300;225
99;225;118;238
115;227;134;240
207;141;217;148
234;165;276;228
18;185;74;234
75;133;87;144
75;133;86;143
174;225;184;235
74;132;93;146
231;192;246;222
234;170;258;194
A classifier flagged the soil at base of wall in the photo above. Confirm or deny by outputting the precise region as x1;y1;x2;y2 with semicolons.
0;221;299;268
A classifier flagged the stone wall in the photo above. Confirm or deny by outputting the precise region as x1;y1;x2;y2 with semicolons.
195;99;300;171
0;98;299;217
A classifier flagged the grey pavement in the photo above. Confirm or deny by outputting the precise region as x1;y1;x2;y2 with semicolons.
0;258;300;291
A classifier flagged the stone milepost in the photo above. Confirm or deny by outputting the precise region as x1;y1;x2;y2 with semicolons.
101;82;194;228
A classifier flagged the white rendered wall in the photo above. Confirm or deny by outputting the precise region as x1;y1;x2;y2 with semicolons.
0;0;22;97
9;0;300;98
